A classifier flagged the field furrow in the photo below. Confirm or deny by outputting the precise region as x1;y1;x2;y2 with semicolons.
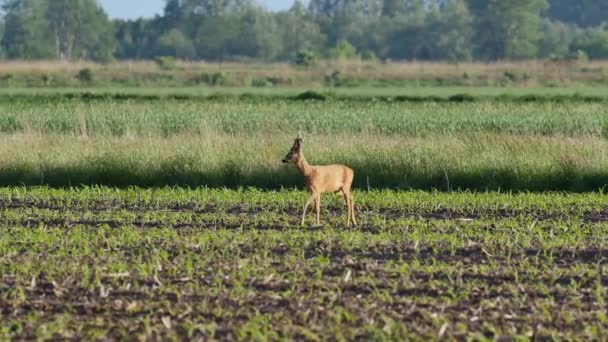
1;188;607;340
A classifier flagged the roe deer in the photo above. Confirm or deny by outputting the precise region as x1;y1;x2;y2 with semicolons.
282;136;357;226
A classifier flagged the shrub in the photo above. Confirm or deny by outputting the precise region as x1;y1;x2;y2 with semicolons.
200;72;228;86
251;78;272;87
154;56;178;70
325;70;343;87
329;39;358;60
361;50;377;61
294;91;326;101
77;68;94;84
570;28;608;59
295;49;318;67
448;94;475;102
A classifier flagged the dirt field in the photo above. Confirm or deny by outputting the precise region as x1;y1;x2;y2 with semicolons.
0;188;606;340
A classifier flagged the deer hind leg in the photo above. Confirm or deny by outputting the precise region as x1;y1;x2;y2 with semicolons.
341;190;351;226
301;194;316;226
350;192;357;226
315;193;321;226
342;189;357;227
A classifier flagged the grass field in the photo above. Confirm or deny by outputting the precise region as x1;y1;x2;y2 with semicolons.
0;94;608;190
0;59;607;87
1;83;608;339
1;187;607;340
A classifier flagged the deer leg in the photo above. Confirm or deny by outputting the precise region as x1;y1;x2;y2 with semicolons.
301;194;316;226
341;190;351;226
350;193;358;226
315;194;321;225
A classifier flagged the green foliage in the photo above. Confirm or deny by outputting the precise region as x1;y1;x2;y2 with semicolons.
77;68;94;84
325;70;343;86
295;49;318;67
1;0;607;62
570;27;608;59
156;29;195;59
1;0;115;61
1;0;55;59
293;90;327;101
538;19;581;58
329;39;357;60
467;0;548;60
250;78;272;87
548;0;608;28
154;56;178;70
199;72;228;86
360;50;377;61
276;1;326;60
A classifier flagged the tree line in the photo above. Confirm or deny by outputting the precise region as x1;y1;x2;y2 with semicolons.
1;0;607;63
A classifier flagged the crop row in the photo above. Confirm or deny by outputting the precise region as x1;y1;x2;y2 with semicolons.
1;188;607;340
1;98;608;137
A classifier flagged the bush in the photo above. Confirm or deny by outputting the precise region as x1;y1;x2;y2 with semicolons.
154;56;178;70
295;49;317;67
251;78;272;87
77;68;94;84
325;70;343;87
329;39;358;60
448;94;475;102
361;50;377;61
570;28;608;59
573;49;589;63
199;72;228;86
294;91;327;101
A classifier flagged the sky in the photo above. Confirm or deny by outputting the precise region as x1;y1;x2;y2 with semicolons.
99;0;299;19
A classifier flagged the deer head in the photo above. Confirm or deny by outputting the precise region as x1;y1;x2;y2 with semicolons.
282;136;303;164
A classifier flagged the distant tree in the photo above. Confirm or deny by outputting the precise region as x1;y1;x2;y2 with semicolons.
44;0;115;61
1;0;54;59
275;1;325;60
309;0;378;47
328;38;357;59
156;28;196;59
570;27;608;59
114;18;161;59
381;2;429;61
1;0;114;61
537;19;580;58
422;0;473;61
381;0;425;18
182;0;253;16
547;0;608;28
467;0;548;60
230;5;281;60
1;0;595;62
295;49;318;66
194;15;239;60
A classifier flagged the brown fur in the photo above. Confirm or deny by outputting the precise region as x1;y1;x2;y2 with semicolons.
282;137;357;226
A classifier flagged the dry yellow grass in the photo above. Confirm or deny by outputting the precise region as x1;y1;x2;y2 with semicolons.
0;59;606;87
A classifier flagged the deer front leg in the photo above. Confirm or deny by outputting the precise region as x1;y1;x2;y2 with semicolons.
341;191;351;226
315;194;321;225
301;194;316;226
350;194;358;226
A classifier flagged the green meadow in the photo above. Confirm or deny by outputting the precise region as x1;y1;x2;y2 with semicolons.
1;86;608;340
0;92;607;191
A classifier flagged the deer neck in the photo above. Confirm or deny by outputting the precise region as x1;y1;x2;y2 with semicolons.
296;153;313;177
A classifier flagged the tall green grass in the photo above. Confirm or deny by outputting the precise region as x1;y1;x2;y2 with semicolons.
0;96;606;190
1;133;607;191
1;99;608;137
